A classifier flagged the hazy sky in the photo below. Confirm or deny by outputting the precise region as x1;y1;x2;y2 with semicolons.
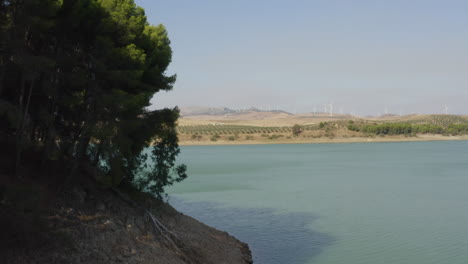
136;0;468;115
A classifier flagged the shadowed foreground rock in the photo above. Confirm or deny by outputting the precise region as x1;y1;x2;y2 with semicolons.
0;180;252;264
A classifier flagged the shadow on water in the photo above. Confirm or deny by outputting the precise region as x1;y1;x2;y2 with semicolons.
169;197;336;264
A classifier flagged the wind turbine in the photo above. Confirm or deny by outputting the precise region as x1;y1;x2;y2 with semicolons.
444;105;449;115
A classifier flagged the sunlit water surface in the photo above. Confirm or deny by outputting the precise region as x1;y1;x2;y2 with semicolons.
167;141;468;264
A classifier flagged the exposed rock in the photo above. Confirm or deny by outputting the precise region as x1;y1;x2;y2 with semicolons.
1;181;252;264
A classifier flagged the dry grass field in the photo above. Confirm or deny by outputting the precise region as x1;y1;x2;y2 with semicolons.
177;112;468;145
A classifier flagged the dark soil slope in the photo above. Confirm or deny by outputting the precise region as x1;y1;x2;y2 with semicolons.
0;173;252;264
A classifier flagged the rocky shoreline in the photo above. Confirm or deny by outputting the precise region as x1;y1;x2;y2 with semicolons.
1;179;252;264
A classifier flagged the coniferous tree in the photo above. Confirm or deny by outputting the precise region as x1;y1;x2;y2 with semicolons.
0;0;186;198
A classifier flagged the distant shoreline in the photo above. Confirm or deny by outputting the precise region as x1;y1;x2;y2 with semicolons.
179;135;468;146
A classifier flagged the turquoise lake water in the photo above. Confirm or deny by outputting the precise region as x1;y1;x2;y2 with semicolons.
167;141;468;264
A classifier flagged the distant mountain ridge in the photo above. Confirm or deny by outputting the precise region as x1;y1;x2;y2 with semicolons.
180;106;292;116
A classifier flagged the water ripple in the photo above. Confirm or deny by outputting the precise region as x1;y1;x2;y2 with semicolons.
170;197;336;264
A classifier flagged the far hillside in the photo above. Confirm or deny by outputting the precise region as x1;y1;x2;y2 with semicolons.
177;112;468;145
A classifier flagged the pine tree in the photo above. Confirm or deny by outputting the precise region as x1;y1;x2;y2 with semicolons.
0;0;186;198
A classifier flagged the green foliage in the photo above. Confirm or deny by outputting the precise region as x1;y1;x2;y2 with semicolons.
347;123;359;131
268;134;284;140
447;124;468;135
292;124;302;136
346;122;456;136
189;133;202;140
178;124;314;135
209;133;220;141
0;0;186;199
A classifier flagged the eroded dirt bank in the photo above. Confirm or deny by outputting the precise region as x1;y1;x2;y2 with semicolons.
0;176;252;264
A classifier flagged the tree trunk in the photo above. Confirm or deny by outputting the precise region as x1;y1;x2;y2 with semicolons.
67;58;97;183
18;73;26;110
23;78;34;122
15;78;34;178
67;128;92;184
67;96;95;183
0;63;5;96
41;124;56;168
41;95;58;167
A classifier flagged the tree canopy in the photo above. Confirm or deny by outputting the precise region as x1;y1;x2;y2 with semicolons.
292;124;302;136
0;0;186;198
